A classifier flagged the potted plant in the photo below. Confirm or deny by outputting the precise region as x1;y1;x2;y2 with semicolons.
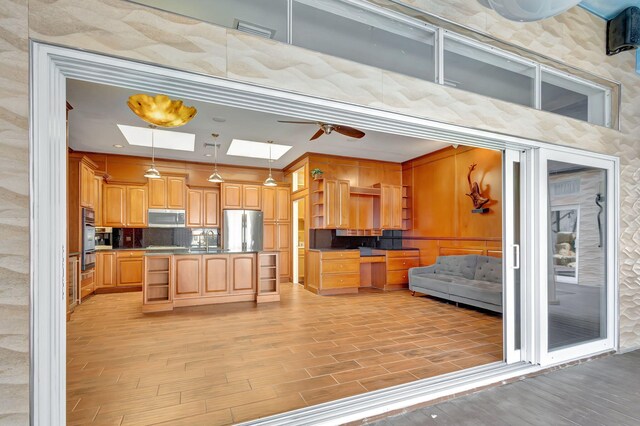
311;168;324;180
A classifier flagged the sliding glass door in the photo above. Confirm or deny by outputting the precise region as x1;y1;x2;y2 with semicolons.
538;150;616;364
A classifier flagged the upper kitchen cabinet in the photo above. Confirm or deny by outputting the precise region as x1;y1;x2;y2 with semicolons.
186;188;219;228
221;183;262;210
102;184;126;227
102;184;148;228
262;186;290;222
126;186;148;227
80;161;96;208
148;175;186;210
311;179;350;229
93;174;104;226
374;184;403;230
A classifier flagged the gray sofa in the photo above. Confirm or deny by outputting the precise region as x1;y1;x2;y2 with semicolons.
409;255;503;313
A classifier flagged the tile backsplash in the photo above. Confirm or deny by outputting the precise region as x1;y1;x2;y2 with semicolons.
112;227;219;249
309;229;403;249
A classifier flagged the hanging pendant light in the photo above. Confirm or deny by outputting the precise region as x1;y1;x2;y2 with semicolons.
144;124;161;179
263;141;277;187
207;134;224;183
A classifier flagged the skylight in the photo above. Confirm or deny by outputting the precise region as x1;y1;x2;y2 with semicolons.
117;124;195;152
226;139;292;160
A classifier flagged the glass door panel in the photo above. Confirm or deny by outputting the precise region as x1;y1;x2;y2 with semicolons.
503;149;523;363
539;151;616;364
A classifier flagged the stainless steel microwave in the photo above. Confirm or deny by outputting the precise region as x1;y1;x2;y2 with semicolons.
148;209;186;228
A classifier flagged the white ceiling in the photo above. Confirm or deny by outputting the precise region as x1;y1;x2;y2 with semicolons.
66;79;450;169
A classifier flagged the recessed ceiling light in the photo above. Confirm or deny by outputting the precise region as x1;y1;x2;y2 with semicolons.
226;139;292;160
204;153;212;157
117;124;195;152
113;144;124;148
212;117;226;123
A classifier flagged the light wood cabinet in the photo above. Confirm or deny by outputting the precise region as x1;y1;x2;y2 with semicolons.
103;184;126;227
96;251;116;288
262;187;290;222
243;184;262;210
230;254;256;294
374;184;403;230
372;249;420;291
311;179;350;230
221;183;242;209
93;176;103;226
203;190;220;227
148;177;167;209
126;186;148;227
80;162;95;208
80;269;95;300
174;255;201;298
306;250;360;295
202;255;229;295
102;184;148;228
116;251;143;287
221;183;262;210
149;176;186;209
187;188;219;228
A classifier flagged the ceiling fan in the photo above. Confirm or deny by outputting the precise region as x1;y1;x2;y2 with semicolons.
278;120;365;141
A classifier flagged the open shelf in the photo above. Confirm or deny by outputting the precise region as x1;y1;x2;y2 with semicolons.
144;255;171;304
257;252;280;301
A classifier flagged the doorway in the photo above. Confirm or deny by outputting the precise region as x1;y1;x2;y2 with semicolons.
30;42;618;425
292;197;306;285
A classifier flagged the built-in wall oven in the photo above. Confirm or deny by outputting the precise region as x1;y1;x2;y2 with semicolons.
81;208;96;271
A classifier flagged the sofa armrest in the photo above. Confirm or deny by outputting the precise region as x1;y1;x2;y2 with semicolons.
409;265;436;276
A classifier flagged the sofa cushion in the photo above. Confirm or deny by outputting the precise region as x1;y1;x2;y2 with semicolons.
448;279;502;306
474;256;502;283
435;255;478;280
410;274;451;293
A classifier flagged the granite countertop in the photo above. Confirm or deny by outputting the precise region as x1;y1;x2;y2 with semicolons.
308;248;360;252
144;250;258;256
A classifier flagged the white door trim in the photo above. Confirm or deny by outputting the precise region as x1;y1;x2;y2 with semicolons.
29;41;619;425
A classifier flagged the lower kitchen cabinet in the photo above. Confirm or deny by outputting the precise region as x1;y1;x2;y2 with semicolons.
174;255;201;298
202;255;229;295
116;251;144;287
96;251;116;288
230;254;256;294
80;269;95;300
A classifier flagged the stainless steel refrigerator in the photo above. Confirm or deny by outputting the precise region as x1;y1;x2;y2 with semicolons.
223;210;263;252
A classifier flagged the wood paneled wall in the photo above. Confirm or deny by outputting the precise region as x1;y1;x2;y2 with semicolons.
402;146;502;265
303;153;402;187
77;151;285;186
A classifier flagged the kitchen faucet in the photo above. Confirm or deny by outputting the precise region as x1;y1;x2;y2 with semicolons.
205;229;215;253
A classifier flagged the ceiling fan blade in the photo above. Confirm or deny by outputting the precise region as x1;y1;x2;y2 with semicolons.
309;129;325;141
277;120;317;124
334;125;365;139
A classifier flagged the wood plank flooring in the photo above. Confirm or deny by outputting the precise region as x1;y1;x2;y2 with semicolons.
67;285;502;425
373;350;640;426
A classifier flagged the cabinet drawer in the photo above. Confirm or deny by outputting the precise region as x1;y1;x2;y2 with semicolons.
321;273;360;288
385;250;419;258
116;250;145;258
320;251;359;260
386;270;409;285
81;270;94;287
387;257;419;271
322;260;359;274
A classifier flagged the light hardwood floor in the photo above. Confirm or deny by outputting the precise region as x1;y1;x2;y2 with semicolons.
67;285;502;425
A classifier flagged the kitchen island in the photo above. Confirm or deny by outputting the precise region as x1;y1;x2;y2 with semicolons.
142;250;280;313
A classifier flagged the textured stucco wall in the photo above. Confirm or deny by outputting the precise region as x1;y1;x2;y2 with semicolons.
0;0;639;422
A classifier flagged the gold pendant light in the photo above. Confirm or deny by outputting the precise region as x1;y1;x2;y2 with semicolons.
207;134;224;183
127;94;197;128
144;124;161;179
263;141;277;187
